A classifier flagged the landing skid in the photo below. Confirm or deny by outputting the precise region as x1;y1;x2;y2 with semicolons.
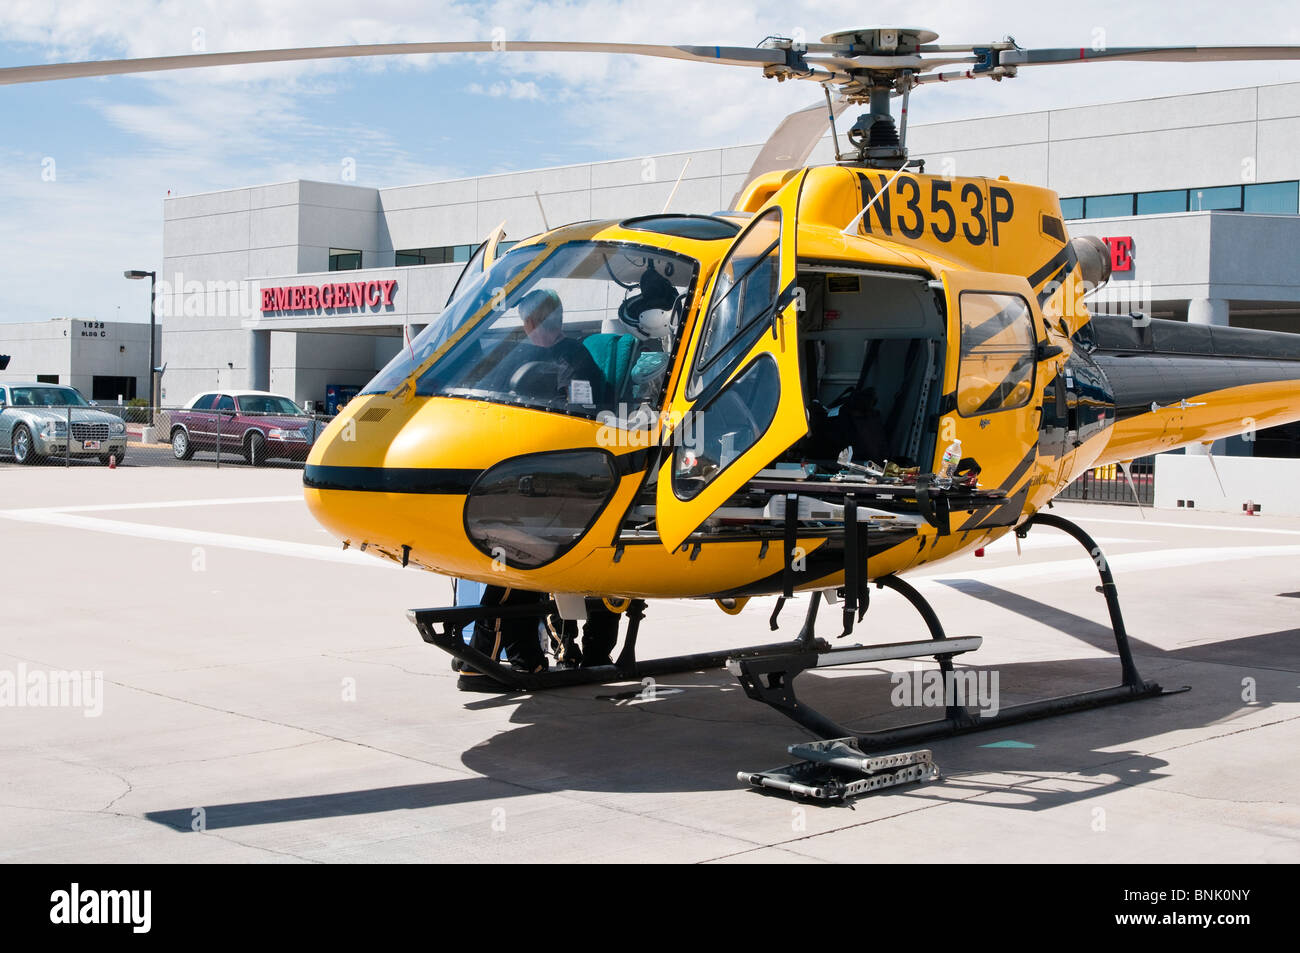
408;598;832;692
408;514;1183;749
729;512;1182;750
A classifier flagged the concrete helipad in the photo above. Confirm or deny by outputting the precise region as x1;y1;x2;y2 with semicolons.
0;465;1296;862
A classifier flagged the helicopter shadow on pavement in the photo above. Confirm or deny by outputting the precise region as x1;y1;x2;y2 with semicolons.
144;601;1289;831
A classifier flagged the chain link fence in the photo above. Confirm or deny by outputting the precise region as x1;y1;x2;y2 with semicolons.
1;404;334;469
1057;455;1156;505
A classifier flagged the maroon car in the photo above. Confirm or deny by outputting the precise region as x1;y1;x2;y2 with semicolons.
170;390;328;465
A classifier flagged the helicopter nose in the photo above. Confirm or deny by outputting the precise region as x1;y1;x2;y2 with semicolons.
302;394;630;579
302;394;479;570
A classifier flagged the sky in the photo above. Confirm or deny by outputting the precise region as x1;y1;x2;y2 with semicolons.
2;0;1300;325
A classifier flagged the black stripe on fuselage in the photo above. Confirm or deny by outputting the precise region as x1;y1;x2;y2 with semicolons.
1028;242;1078;292
957;444;1037;532
304;465;482;494
959;485;1032;532
304;450;651;496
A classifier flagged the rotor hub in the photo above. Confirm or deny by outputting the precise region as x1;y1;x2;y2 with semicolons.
820;27;939;54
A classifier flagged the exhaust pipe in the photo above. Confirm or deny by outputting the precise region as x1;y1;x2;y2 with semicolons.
1070;235;1112;288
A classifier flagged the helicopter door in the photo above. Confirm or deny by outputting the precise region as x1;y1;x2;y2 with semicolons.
443;221;507;307
655;180;807;550
938;271;1044;515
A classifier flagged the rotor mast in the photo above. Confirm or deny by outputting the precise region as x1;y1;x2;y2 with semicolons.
822;28;936;170
843;79;910;169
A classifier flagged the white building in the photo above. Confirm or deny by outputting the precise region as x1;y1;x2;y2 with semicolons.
0;318;161;403
156;80;1300;455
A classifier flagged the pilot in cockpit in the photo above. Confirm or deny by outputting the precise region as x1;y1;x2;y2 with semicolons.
488;288;603;403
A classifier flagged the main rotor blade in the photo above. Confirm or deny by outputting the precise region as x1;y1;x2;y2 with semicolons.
731;97;851;205
1003;45;1300;67
0;40;787;86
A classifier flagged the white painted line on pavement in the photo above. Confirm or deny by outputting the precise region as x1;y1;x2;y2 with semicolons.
980;534;1141;551
1072;516;1300;537
0;509;395;569
0;495;301;515
915;544;1300;587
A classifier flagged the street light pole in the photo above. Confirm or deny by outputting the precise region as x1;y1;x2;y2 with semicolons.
124;269;157;424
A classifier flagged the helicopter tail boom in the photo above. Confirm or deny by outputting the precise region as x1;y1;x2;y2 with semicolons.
1084;314;1300;463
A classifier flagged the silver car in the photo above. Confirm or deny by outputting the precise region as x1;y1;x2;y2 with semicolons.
0;383;128;465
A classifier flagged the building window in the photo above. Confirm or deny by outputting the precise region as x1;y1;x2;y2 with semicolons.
329;248;363;271
37;374;59;384
1191;186;1241;211
1084;193;1134;218
394;244;483;266
1067;181;1300;221
1244;181;1299;214
1136;189;1188;215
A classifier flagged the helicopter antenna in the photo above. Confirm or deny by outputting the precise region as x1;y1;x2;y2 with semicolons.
533;191;550;231
841;165;915;234
662;156;692;212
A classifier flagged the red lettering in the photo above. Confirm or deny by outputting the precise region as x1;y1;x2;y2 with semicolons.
1105;236;1134;272
261;281;393;312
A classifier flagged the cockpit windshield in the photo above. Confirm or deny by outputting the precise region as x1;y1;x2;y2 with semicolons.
362;241;698;424
362;244;546;396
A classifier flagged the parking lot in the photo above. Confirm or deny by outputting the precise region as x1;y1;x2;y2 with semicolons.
1;465;1297;862
0;405;326;471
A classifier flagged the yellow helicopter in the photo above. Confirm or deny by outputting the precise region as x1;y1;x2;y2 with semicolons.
11;27;1300;746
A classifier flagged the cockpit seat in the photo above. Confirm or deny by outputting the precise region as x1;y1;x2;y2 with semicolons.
582;333;640;406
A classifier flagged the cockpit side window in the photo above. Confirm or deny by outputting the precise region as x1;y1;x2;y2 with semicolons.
957;291;1037;416
686;207;781;401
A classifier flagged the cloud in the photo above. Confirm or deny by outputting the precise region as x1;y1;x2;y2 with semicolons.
466;79;543;100
2;0;1300;322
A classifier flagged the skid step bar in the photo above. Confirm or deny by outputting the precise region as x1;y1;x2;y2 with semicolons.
741;739;939;801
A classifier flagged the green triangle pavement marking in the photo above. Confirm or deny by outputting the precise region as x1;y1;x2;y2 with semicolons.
979;740;1036;748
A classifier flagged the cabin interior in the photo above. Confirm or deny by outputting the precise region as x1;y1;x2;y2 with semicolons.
787;265;947;471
